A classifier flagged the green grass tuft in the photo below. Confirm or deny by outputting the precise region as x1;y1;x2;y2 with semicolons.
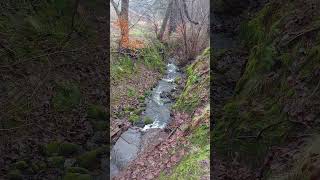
53;83;81;112
87;104;107;121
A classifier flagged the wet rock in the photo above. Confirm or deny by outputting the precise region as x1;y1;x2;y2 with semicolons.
133;120;145;128
111;128;142;169
64;158;76;168
77;146;107;170
110;161;120;178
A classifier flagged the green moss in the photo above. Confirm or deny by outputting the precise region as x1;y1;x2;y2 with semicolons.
59;143;80;156
110;55;136;79
174;94;200;113
174;50;209;113
45;141;80;157
134;108;144;115
140;45;165;73
138;95;145;103
87;104;107;121
128;113;140;123
45;141;60;156
66;167;89;174
127;87;137;97
160;145;209;180
91;121;107;131
190;124;209;148
48;156;65;169
144;90;152;97
13;161;28;170
143;116;153;125
236;44;276;95
8;169;22;180
63;173;92;180
53;83;81;112
77;147;106;170
214;98;289;167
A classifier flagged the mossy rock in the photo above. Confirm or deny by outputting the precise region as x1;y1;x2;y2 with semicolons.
66;167;89;174
48;156;65;169
174;76;182;84
77;147;106;170
144;90;152;97
143;116;153;125
59;143;81;156
63;173;92;180
87;104;107;121
12;161;28;170
53;83;81;112
91;121;108;131
45;141;60;156
8;169;22;180
45;141;80;157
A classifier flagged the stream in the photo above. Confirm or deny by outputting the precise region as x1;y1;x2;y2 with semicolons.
110;59;182;177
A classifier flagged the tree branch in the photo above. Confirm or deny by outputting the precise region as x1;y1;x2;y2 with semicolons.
182;0;198;25
111;0;121;17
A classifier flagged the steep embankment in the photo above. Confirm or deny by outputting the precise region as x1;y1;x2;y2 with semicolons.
0;1;109;179
213;0;320;179
110;45;165;142
113;48;210;180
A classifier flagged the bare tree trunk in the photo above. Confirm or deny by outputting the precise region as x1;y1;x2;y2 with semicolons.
182;0;198;25
168;0;178;36
158;0;174;41
119;0;129;48
111;0;129;49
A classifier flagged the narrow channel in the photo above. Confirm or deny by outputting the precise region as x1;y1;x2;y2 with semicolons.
110;59;183;177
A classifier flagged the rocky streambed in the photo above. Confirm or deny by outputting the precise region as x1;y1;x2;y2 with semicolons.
110;59;183;178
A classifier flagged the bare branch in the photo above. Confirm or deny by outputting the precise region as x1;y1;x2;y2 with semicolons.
182;0;198;25
111;0;121;17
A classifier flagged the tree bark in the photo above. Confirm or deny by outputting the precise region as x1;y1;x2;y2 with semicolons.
158;0;174;41
111;0;129;49
182;0;198;25
119;0;129;48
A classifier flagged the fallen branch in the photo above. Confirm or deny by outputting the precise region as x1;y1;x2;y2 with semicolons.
167;127;177;139
237;121;285;140
280;25;320;47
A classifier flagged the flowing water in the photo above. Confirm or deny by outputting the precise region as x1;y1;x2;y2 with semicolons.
110;59;182;177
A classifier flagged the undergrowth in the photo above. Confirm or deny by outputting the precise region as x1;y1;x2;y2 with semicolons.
214;0;320;172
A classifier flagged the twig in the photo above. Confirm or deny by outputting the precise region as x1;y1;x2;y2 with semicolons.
280;25;320;47
237;121;285;140
308;79;320;99
167;127;177;139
